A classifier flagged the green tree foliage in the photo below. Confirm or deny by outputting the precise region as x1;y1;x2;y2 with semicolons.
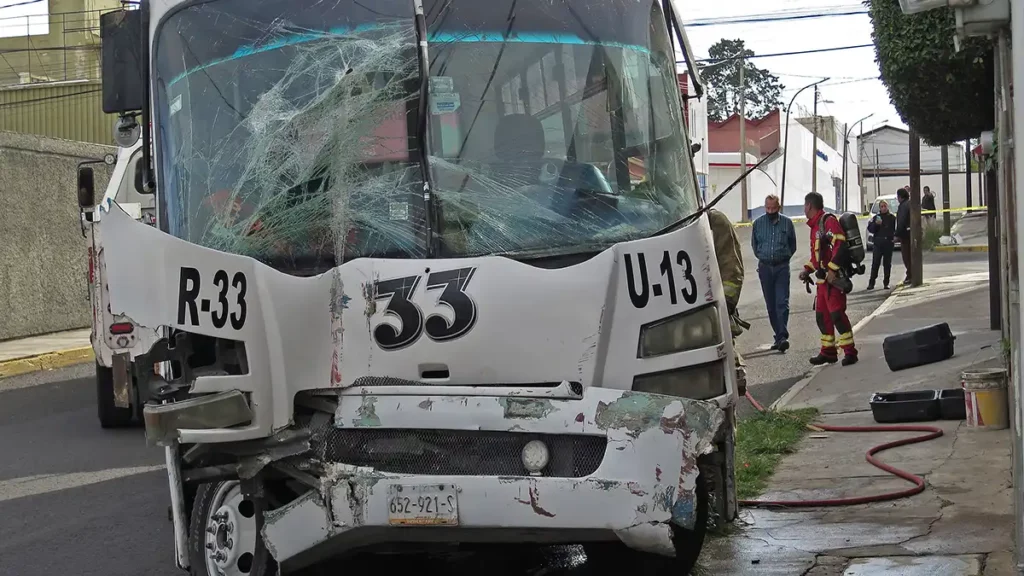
867;0;994;145
703;39;784;123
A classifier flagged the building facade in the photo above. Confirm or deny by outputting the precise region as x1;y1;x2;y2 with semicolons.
859;124;975;210
706;108;860;221
0;0;122;144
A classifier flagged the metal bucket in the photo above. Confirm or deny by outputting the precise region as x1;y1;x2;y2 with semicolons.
962;368;1009;430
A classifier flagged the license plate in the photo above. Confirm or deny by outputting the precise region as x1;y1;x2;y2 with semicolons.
387;484;459;526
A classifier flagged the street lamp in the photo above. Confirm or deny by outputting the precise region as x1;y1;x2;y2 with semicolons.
841;113;874;212
779;77;829;210
897;0;949;13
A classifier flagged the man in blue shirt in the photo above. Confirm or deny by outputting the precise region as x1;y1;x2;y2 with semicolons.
751;194;797;352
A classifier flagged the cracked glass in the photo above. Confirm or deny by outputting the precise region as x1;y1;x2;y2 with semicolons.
153;0;698;274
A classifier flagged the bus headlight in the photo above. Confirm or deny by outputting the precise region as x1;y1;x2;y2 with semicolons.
632;361;727;401
143;390;253;446
638;304;722;358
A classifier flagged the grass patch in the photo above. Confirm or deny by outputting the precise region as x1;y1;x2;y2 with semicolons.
923;223;944;251
735;408;819;499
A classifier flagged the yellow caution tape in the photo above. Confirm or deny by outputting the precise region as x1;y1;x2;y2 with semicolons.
732;205;987;227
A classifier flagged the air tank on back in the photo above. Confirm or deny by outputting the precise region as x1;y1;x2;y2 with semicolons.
839;211;866;275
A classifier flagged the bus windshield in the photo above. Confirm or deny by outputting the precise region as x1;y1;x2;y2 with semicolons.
153;0;699;272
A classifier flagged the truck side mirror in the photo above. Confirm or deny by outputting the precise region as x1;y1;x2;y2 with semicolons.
100;10;144;114
134;156;148;194
690;142;702;157
78;166;96;209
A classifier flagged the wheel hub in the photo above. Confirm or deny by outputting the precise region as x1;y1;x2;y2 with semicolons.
204;481;258;576
207;504;239;569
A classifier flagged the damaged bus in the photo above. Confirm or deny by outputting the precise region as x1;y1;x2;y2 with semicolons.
80;0;739;573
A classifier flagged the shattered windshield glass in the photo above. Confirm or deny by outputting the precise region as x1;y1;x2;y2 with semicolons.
153;0;698;271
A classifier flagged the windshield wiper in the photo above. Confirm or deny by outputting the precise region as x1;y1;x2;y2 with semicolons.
492;241;616;262
412;0;438;257
653;147;779;236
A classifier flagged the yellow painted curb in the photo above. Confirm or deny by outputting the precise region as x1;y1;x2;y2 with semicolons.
933;245;988;253
0;347;95;379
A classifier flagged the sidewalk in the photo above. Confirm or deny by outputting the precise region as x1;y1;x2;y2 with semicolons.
0;329;93;379
700;277;1014;575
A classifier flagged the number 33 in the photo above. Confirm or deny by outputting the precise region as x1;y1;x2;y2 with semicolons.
372;267;478;350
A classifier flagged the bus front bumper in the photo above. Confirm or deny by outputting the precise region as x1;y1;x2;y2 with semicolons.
260;388;725;567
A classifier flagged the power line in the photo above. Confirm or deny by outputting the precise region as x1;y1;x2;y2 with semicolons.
0;0;45;10
684;8;867;27
694;44;874;64
0;87;100;109
775;71;875;81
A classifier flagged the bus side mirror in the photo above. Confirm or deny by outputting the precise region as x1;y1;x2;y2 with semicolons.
78;166;96;209
100;10;144;114
690;142;702;157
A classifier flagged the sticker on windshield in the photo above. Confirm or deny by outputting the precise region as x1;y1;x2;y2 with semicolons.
430;93;461;115
389;201;409;221
429;76;454;94
169;95;182;117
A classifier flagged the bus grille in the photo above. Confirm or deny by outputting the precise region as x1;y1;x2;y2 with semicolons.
316;428;606;478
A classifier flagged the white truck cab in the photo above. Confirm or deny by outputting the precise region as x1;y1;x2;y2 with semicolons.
80;0;739;573
83;139;158;427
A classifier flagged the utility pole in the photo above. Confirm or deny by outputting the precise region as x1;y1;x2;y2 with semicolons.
965;140;973;212
811;84;819;194
857;122;865;212
842;130;848;212
874;149;880;205
909;128;924;287
987;165;1001;330
738;56;748;221
941;146;951;236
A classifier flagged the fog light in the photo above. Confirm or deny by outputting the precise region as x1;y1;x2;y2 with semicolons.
521;440;550;475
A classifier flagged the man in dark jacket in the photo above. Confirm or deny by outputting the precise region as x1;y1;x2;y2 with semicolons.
867;199;897;289
895;187;912;285
922;186;937;216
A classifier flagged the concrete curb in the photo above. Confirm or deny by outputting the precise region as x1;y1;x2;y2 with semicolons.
934;245;988;253
0;347;95;380
770;286;905;411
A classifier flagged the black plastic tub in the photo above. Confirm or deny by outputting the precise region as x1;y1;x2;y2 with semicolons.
869;390;941;423
938;388;967;420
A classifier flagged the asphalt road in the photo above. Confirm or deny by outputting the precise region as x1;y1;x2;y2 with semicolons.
0;238;989;576
0;364;176;576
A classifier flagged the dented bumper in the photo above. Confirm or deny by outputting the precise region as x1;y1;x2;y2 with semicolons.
261;388;724;566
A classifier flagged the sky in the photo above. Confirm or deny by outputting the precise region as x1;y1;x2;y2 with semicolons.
680;0;905;135
0;0;48;38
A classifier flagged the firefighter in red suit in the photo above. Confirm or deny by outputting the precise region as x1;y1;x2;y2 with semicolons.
798;192;859;366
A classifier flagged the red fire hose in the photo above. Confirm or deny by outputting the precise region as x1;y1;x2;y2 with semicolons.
738;390;944;508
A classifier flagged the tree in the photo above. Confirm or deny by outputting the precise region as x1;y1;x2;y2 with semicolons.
702;39;784;123
867;0;993;146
